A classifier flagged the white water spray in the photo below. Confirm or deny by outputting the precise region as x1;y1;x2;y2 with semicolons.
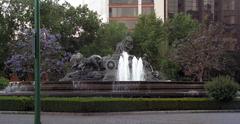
117;51;145;81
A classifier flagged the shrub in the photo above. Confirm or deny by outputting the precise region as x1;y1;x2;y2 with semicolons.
0;77;9;89
205;76;239;102
0;97;240;112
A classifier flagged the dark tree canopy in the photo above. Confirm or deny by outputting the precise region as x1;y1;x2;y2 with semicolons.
81;22;128;56
132;13;168;68
166;13;200;46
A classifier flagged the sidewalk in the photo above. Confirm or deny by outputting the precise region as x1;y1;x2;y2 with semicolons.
1;111;240;124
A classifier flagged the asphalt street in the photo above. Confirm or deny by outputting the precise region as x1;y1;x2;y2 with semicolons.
0;111;240;124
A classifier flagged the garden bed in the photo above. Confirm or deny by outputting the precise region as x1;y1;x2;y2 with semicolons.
0;97;240;112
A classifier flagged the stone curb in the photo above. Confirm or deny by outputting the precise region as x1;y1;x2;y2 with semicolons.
1;110;240;116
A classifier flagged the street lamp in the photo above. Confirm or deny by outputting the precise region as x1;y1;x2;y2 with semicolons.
34;0;41;124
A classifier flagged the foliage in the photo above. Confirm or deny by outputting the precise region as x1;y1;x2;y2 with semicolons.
0;21;9;75
0;0;34;30
166;13;200;46
171;24;237;81
81;22;128;56
132;14;169;73
0;0;101;53
1;96;240;112
58;3;101;52
41;0;102;60
205;76;239;102
0;0;102;80
223;51;240;83
0;4;10;75
0;77;9;89
5;29;71;81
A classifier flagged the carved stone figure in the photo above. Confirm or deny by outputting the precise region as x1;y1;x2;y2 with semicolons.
70;52;83;70
115;35;133;54
78;55;103;71
142;54;153;72
60;36;161;81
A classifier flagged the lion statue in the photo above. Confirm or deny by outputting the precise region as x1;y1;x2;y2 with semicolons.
115;36;133;54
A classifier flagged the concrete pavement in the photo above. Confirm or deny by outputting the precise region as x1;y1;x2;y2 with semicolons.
0;111;240;124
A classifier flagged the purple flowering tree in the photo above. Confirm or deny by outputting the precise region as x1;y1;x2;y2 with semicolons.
5;28;71;81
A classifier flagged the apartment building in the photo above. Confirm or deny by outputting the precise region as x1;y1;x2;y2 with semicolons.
108;0;165;29
79;0;240;30
166;0;240;40
166;0;240;26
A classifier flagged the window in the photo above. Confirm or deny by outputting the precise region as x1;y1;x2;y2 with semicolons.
168;0;179;15
142;7;154;15
185;0;198;11
142;0;154;4
204;0;214;12
223;0;235;10
109;7;138;17
110;0;137;4
224;16;236;24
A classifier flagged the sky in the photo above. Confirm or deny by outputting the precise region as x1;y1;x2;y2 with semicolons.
59;0;108;22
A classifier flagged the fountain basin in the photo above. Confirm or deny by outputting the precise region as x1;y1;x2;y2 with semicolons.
0;81;206;98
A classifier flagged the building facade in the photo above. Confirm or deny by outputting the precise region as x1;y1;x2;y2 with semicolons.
79;0;240;30
166;0;240;40
166;0;240;26
108;0;165;29
166;0;215;22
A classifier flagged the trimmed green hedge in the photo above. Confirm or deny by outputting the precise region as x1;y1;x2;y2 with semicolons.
0;97;240;112
0;77;9;89
205;76;239;102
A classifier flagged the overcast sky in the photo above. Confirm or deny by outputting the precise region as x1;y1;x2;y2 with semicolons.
59;0;108;22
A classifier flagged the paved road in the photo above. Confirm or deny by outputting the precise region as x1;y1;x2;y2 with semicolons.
0;112;240;124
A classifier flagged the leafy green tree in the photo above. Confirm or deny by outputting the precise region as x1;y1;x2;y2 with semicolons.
166;13;200;46
164;13;200;80
40;0;102;52
40;0;65;33
81;22;128;56
0;0;34;31
0;0;101;53
223;51;240;83
59;4;101;52
0;11;9;76
132;13;177;79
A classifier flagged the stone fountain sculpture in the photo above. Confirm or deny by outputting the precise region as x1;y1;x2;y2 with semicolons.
60;36;161;81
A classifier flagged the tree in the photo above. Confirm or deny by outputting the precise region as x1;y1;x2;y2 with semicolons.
166;13;200;46
133;13;168;65
81;22;128;56
5;28;71;81
132;13;179;79
39;0;102;52
0;11;9;76
223;51;240;83
0;0;34;31
0;0;101;80
59;3;101;52
0;0;101;53
171;24;237;81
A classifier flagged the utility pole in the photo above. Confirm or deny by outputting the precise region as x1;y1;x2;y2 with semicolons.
34;0;41;124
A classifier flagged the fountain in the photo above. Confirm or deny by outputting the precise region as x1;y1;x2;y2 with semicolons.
0;36;206;97
117;51;144;81
59;35;159;81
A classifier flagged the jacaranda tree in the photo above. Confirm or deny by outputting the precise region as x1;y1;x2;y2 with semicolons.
5;28;71;81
